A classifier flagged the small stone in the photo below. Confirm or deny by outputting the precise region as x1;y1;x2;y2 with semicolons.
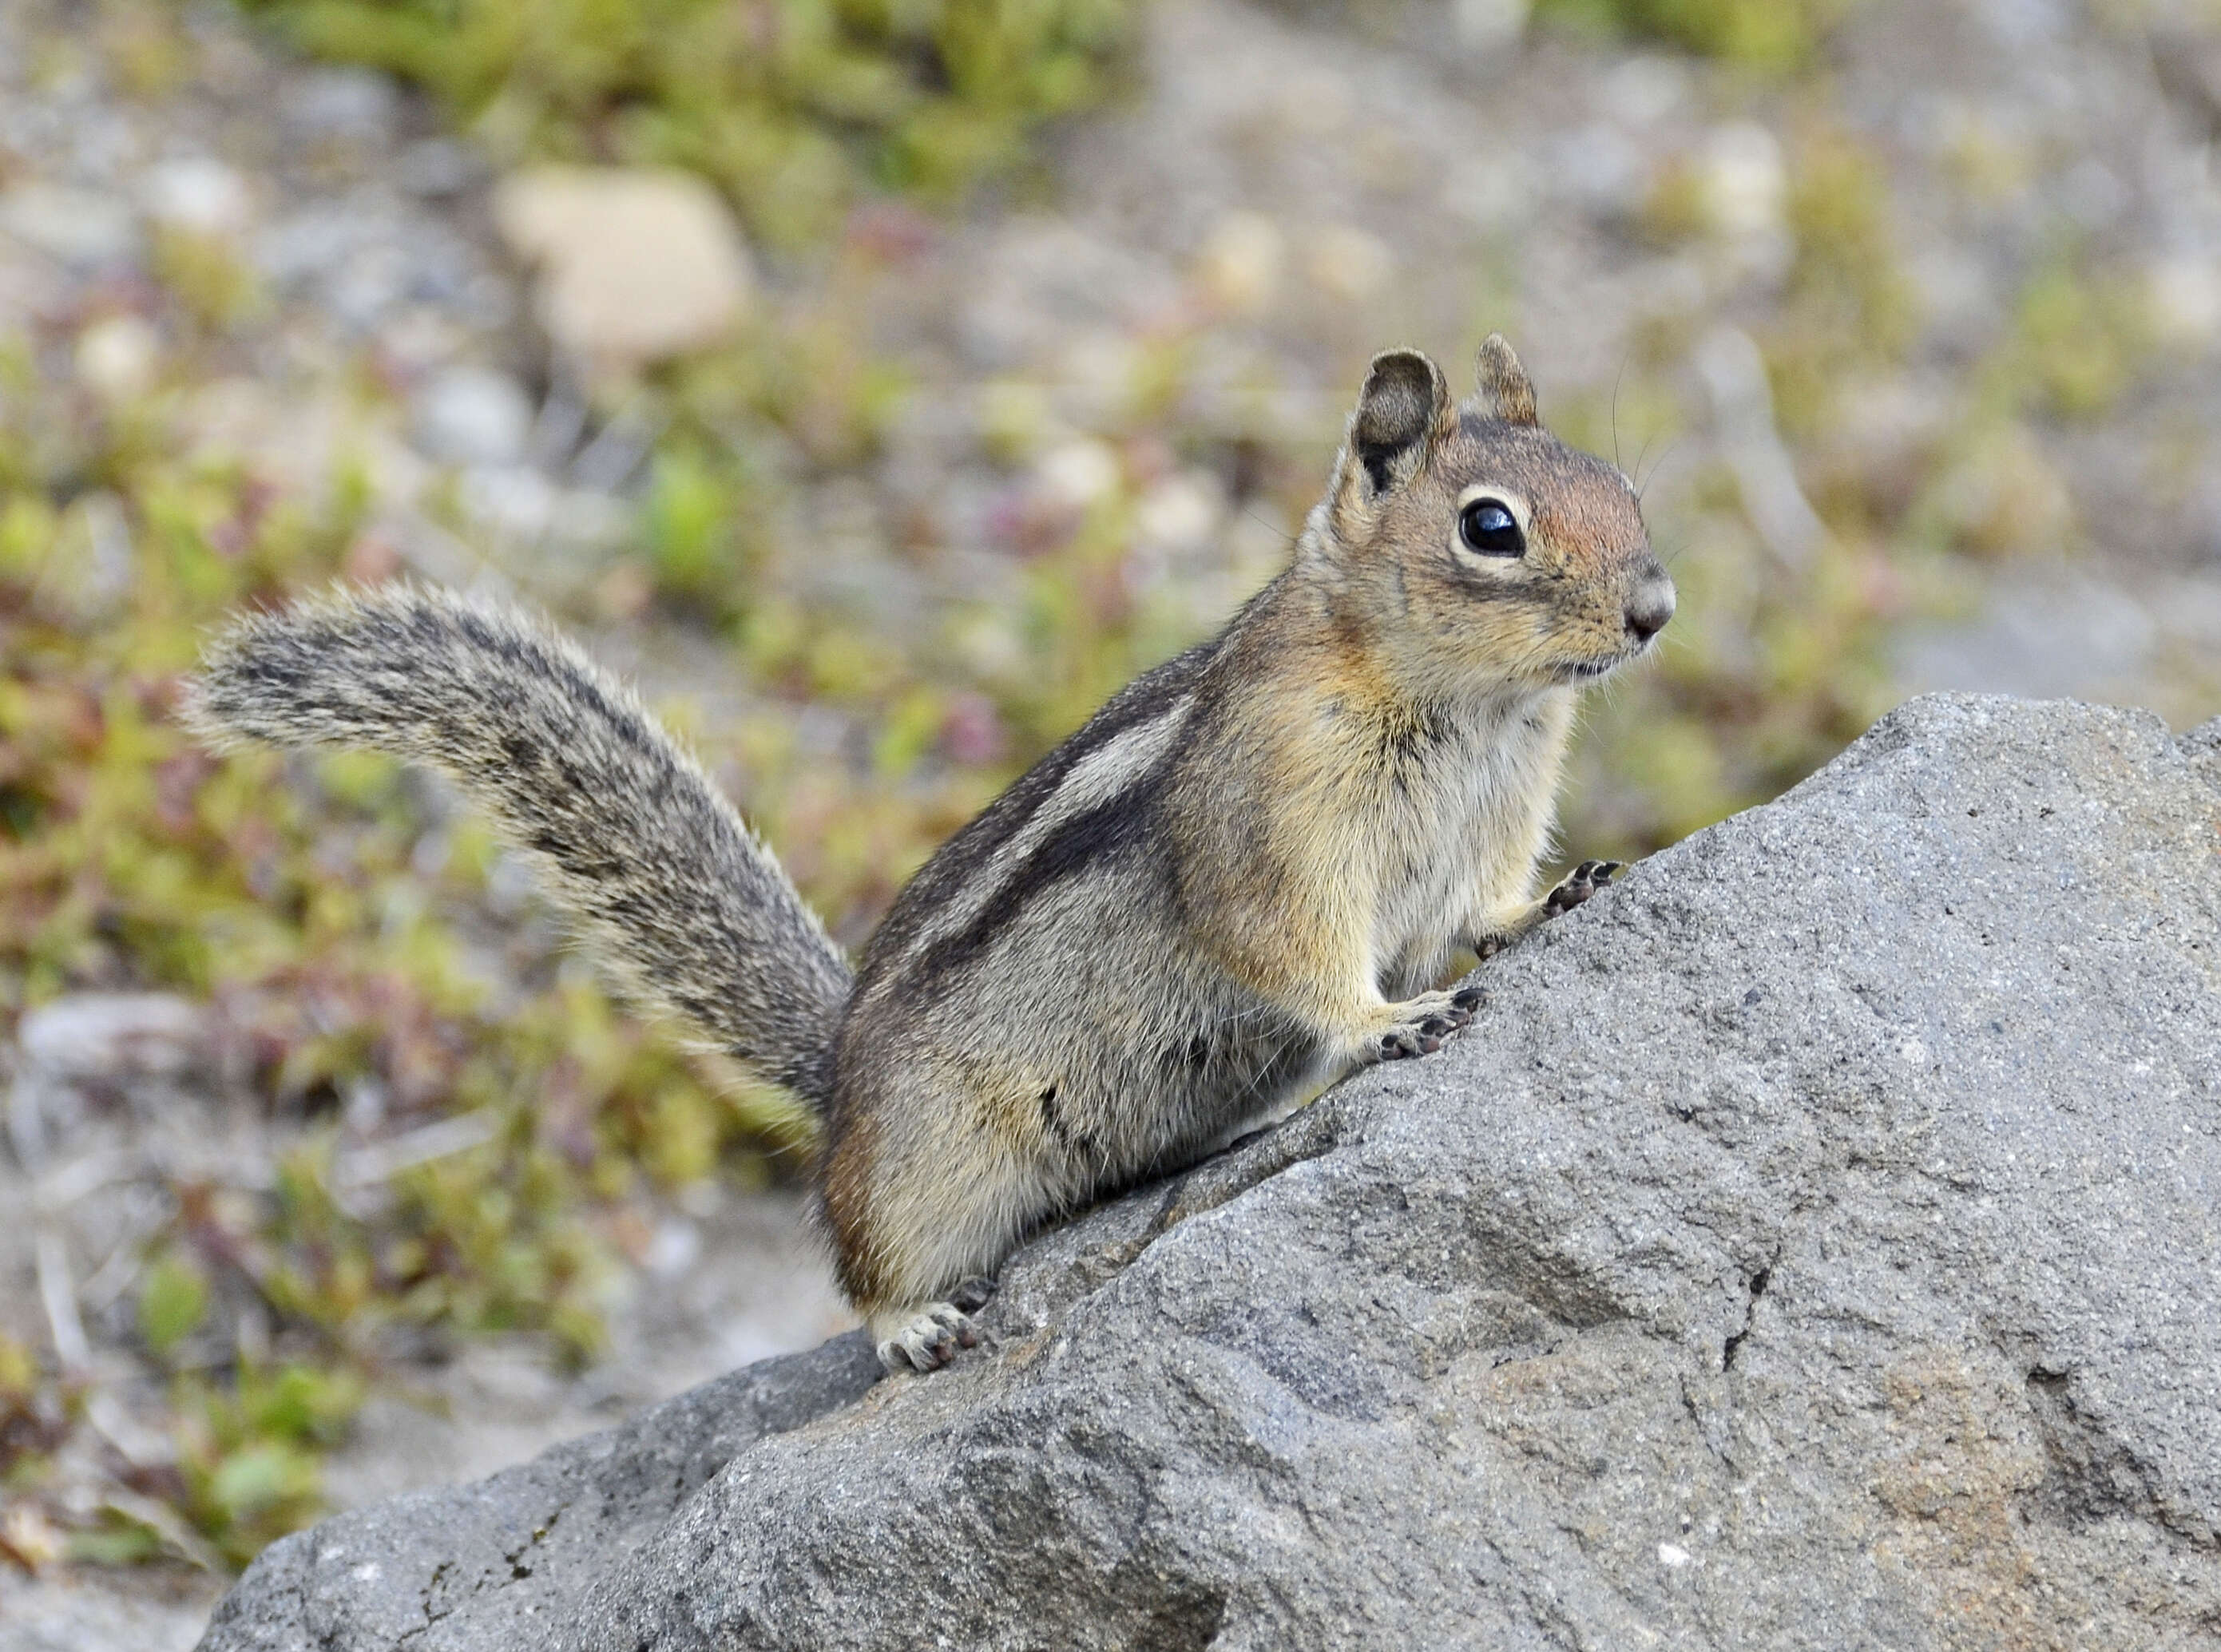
1451;0;1529;50
412;363;535;468
141;156;253;236
285;66;400;141
1134;471;1223;553
1700;122;1786;240
1440;154;1535;231
493;166;755;374
0;1503;61;1573
0;183;139;267
75;313;161;401
2147;255;2221;349
17;992;205;1082
1195;212;1285;317
2059;157;2126;231
1034;438;1122;511
1603;55;1691;127
645;1219;702;1281
1549;121;1646;214
396;138;480;199
457;466;629;549
1307;224;1394;303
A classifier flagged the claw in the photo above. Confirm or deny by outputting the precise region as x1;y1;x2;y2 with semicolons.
1545;858;1624;916
875;1297;986;1373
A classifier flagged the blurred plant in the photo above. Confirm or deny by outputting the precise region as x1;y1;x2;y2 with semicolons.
1988;249;2156;425
1763;127;1919;437
0;306;807;1565
167;1361;365;1566
1549;124;1923;848
1531;0;1859;72
236;0;1135;246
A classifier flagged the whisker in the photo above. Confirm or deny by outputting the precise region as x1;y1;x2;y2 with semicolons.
1612;352;1628;474
1637;437;1684;501
1243;507;1298;545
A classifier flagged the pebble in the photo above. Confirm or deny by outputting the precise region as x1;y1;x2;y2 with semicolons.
0;183;139;267
74;315;161;400
10;993;209;1167
1451;0;1529;50
413;363;537;468
458;465;631;549
1135;472;1224;554
1549;121;1646;216
140;156;254;236
15;993;204;1083
2146;254;2221;349
1307;224;1395;303
396;137;480;198
1700;122;1787;240
284;65;400;141
493;166;755;374
1034;438;1122;511
1196;212;1285;317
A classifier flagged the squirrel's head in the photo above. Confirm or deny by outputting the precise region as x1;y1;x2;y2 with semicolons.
1315;335;1674;695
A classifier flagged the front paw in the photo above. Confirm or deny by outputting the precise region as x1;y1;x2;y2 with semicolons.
874;1300;982;1373
1543;858;1621;917
1367;984;1483;1063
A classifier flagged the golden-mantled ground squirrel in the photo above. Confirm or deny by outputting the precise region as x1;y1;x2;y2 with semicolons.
187;335;1673;1373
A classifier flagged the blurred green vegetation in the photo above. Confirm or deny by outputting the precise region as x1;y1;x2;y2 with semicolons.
0;312;809;1564
1532;0;1858;73
239;0;1133;246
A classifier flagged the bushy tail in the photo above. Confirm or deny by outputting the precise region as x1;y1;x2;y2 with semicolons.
184;584;851;1108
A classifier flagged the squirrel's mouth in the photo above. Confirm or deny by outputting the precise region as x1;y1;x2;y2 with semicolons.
1557;635;1660;682
1556;656;1625;682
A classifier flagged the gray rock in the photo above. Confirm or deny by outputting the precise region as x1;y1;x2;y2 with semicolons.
411;365;536;469
199;695;2221;1651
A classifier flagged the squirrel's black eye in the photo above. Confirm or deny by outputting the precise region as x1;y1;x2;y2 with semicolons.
1458;497;1524;557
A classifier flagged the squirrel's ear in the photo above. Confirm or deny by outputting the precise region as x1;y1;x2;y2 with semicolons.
1473;333;1539;426
1349;349;1454;495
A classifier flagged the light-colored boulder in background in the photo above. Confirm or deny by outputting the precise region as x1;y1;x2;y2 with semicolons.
491;167;753;375
198;695;2221;1650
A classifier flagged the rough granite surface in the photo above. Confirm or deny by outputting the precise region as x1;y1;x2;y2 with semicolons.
198;694;2221;1651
